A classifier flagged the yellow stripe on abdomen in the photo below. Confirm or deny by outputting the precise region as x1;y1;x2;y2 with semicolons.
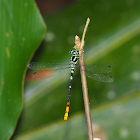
64;102;70;121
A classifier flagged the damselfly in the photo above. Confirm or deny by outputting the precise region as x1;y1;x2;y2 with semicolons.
27;50;113;121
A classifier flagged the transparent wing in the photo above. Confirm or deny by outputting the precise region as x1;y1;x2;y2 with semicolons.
28;62;112;73
27;62;114;82
86;71;114;83
27;62;71;80
26;70;54;80
75;64;113;82
84;65;113;73
27;62;70;70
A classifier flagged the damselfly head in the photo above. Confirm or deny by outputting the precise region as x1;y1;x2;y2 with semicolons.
69;50;80;55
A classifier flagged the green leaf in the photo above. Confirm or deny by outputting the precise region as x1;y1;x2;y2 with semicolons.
0;0;45;139
12;0;140;139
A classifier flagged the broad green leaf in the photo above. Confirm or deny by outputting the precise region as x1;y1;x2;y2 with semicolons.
13;0;140;139
0;0;46;139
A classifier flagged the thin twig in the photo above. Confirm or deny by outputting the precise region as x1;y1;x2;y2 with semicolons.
75;18;94;140
79;52;93;140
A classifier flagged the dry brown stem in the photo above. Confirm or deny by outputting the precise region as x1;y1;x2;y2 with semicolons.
74;18;94;140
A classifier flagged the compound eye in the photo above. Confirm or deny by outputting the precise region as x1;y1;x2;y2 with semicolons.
77;51;80;55
69;50;72;54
